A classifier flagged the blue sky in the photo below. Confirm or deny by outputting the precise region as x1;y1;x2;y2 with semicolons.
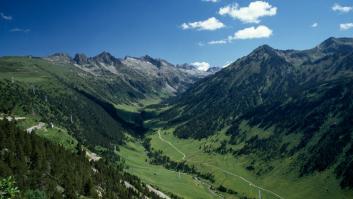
1;0;353;67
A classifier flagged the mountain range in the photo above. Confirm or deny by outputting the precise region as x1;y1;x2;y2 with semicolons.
46;52;219;97
1;37;353;199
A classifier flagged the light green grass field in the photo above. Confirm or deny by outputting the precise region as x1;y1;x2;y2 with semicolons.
36;126;78;151
118;138;219;199
16;117;77;151
148;128;353;199
115;97;162;112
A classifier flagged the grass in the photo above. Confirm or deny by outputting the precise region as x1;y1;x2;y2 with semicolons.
0;57;64;83
148;128;353;199
117;137;217;199
115;97;163;113
16;117;78;151
149;129;261;199
36;126;78;151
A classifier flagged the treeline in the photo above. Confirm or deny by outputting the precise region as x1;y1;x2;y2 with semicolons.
216;185;239;196
227;79;353;188
161;52;294;140
142;138;215;183
0;80;127;148
175;76;353;189
0;120;162;198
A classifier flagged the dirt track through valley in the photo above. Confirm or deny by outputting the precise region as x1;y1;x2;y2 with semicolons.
157;129;284;199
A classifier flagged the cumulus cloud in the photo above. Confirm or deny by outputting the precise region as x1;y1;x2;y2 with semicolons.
191;62;210;71
10;28;31;33
229;25;272;40
206;25;272;45
0;12;12;20
340;23;353;30
219;1;277;23
312;22;319;28
181;17;225;31
208;40;227;45
332;3;352;13
202;0;220;2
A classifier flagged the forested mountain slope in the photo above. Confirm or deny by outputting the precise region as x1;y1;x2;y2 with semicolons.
0;57;139;148
0;53;213;199
0;52;211;147
0;120;164;199
0;53;217;198
160;37;353;188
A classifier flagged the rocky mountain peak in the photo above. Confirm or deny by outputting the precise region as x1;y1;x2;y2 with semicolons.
94;51;120;65
47;52;72;63
317;37;353;54
252;44;277;55
141;55;164;68
73;53;88;65
175;63;197;70
49;52;71;58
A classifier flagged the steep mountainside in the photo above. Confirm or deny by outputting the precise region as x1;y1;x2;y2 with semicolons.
0;57;143;149
161;37;353;188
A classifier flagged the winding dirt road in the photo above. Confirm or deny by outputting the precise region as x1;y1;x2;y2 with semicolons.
157;129;284;199
158;130;186;161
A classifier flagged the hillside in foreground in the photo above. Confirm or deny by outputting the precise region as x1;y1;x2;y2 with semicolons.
0;119;167;198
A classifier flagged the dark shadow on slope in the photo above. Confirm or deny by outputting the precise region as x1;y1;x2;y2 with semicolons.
75;89;147;136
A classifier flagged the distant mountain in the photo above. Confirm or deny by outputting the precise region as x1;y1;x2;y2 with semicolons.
161;37;353;188
46;52;72;63
47;52;215;98
206;66;221;73
175;63;217;78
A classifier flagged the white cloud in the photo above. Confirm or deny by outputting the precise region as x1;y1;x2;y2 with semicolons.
202;0;220;2
10;28;30;33
332;3;352;13
181;17;225;31
0;12;12;20
229;25;272;40
181;23;189;29
219;1;277;23
312;22;318;28
340;23;353;30
191;62;210;71
208;40;227;45
206;25;272;45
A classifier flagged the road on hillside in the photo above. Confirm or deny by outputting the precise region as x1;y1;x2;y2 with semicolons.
158;130;186;160
26;122;46;134
157;129;284;199
0;116;26;121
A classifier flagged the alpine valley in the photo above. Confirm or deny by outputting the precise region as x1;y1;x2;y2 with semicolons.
1;37;353;199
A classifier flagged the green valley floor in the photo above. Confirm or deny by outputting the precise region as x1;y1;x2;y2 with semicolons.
119;127;353;199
